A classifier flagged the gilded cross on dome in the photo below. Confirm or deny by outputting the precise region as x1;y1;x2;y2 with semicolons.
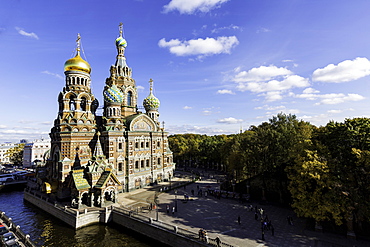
76;33;81;52
119;22;123;37
149;78;153;93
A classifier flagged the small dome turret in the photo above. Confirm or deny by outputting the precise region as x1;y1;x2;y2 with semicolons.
116;36;127;48
143;79;160;111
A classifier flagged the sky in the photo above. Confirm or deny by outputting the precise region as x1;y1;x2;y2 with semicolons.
2;0;370;143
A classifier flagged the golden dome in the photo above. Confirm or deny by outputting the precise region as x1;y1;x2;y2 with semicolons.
64;53;91;74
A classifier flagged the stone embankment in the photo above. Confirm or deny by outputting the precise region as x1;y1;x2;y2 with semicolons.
23;178;228;247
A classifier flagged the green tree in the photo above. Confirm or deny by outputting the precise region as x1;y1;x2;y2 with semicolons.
248;113;314;202
302;118;370;229
5;143;25;166
287;149;344;225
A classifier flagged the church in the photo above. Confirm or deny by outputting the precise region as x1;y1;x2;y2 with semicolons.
36;24;175;208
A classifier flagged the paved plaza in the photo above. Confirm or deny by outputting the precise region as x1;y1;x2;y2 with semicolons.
117;171;369;247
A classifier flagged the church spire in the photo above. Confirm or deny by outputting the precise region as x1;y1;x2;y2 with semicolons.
143;79;160;123
112;23;130;77
93;132;105;159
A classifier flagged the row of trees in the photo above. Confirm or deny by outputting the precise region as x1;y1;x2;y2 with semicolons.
168;113;370;233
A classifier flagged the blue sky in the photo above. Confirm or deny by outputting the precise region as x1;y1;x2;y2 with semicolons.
1;0;370;143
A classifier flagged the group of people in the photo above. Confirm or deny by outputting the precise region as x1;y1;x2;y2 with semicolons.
252;206;275;241
166;204;176;214
198;228;208;242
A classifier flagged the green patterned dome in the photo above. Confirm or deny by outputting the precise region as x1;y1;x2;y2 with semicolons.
116;36;127;48
143;92;160;111
103;84;124;103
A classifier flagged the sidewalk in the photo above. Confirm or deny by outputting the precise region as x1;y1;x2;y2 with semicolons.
117;175;368;247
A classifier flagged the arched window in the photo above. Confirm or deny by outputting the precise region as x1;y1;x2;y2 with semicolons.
127;91;132;106
69;96;76;111
81;97;87;111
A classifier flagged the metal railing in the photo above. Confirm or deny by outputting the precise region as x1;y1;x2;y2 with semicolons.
112;206;235;247
0;211;37;247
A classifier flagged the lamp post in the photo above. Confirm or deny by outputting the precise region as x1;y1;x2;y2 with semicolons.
175;190;178;212
154;192;159;221
169;174;171;190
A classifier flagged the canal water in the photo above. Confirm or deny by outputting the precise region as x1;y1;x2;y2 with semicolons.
0;190;152;247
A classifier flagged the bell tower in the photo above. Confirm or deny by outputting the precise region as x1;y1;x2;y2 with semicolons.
49;34;99;190
105;23;138;118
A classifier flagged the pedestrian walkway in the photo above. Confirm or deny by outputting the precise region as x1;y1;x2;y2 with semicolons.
117;174;368;247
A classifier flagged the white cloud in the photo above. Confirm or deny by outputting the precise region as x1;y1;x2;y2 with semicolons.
236;74;309;93
42;71;63;80
158;36;239;57
217;117;243;124
203;110;212;115
163;0;230;14
0;125;7;129
259;91;283;102
312;57;370;83
256;27;270;33
183;106;192;110
211;24;241;34
15;27;39;40
294;92;365;105
233;65;293;83
231;65;310;102
328;109;342;114
217;89;234;94
302;87;320;94
254;105;286;111
166;124;228;135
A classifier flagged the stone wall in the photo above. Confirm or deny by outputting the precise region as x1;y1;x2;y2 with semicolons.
24;191;214;247
111;207;207;247
23;190;108;229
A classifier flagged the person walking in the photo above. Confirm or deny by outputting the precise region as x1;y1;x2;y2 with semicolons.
238;215;241;225
215;236;221;247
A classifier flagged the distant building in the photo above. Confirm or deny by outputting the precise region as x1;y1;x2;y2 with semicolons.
0;143;17;164
34;24;175;208
22;139;51;168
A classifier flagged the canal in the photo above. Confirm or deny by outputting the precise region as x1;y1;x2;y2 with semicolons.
0;190;153;247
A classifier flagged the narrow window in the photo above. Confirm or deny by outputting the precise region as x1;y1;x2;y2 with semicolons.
127;91;132;106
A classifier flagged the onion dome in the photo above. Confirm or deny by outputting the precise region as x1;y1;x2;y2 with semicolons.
103;84;124;103
64;54;91;74
64;33;91;74
116;36;127;48
143;79;160;111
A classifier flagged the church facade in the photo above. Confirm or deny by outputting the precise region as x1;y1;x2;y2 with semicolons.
36;24;175;208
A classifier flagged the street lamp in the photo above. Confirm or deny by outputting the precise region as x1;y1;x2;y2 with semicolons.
154;192;159;221
175;190;178;212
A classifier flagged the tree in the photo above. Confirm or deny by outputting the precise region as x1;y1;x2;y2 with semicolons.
248;113;315;202
295;118;370;231
5;143;25;166
287;149;344;225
